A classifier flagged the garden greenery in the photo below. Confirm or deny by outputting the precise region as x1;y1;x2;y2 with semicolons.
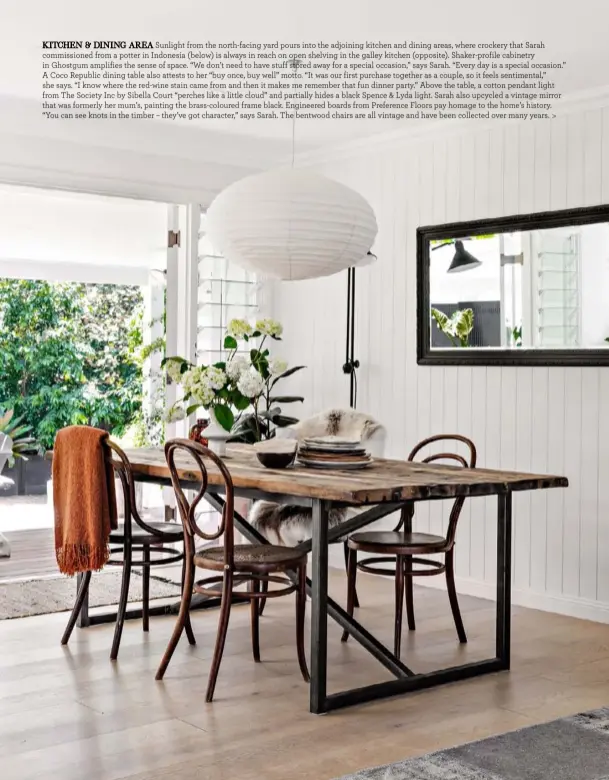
0;279;148;449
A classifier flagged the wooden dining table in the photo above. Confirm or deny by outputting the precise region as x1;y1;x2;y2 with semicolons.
117;443;568;714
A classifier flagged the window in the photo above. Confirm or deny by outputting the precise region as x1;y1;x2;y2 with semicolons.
194;207;262;538
197;208;259;363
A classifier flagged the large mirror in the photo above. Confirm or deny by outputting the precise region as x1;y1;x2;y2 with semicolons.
417;205;609;365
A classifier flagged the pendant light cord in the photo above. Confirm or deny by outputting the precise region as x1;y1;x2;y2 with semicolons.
343;267;359;408
288;54;357;407
289;55;300;168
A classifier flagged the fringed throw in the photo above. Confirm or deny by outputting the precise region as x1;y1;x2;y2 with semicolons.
53;426;118;576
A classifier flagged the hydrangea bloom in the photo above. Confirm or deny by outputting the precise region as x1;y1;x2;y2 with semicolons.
166;360;184;384
191;383;215;407
256;318;283;338
182;367;215;407
227;318;253;340
237;367;265;398
269;357;288;376
206;366;227;390
226;355;250;381
182;367;202;394
166;404;186;422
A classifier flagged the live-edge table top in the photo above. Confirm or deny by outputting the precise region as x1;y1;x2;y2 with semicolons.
118;444;568;505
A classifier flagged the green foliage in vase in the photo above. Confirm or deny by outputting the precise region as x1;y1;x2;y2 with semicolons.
431;307;474;347
165;318;305;443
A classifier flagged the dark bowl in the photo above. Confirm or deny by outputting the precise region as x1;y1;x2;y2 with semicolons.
256;450;297;469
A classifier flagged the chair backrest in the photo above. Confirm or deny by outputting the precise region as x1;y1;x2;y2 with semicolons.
104;439;171;539
164;438;235;567
407;435;477;547
278;408;387;457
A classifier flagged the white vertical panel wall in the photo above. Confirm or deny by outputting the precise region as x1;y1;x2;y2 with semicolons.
277;102;609;623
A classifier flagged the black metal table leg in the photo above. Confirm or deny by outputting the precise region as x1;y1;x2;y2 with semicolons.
310;499;330;714
190;489;515;712
206;493;415;680
496;492;512;669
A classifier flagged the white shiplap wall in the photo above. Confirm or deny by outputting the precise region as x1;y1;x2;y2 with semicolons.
277;103;609;623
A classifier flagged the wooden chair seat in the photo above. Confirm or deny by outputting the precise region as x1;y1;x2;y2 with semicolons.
195;544;307;572
110;520;184;543
348;530;448;555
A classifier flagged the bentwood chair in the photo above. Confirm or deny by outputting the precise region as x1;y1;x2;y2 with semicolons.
61;440;196;660
156;439;309;702
342;435;476;658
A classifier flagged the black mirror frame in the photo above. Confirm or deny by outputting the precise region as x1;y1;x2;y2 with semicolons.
417;203;609;367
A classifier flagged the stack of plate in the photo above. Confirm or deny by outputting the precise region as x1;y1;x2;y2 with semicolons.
297;436;372;470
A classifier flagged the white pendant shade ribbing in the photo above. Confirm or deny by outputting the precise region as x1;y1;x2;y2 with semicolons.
353;250;377;268
205;169;378;281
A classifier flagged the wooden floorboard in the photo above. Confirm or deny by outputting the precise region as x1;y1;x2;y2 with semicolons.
0;528;57;582
2;570;609;779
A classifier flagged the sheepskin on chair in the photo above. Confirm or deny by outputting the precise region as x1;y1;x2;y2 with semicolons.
248;409;386;547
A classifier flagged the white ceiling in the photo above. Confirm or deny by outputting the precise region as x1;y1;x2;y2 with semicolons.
0;184;168;269
2;0;609;155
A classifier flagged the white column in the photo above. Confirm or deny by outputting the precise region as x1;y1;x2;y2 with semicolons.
142;270;166;443
163;204;200;513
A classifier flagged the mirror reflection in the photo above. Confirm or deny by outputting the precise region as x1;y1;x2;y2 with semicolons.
429;223;609;350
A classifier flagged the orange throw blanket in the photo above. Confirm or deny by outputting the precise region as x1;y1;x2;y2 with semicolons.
53;426;119;576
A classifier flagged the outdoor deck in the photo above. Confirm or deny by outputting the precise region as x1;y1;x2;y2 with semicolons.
0;495;173;583
0;527;56;582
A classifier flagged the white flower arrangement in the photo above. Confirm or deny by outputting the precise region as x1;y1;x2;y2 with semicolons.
163;317;305;442
226;318;253;340
206;366;227;390
237;367;266;398
226;355;249;381
256;318;283;338
269;357;288;376
166;405;186;423
166;360;184;384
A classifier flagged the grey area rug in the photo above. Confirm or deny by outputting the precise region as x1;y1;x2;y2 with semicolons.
0;571;182;620
336;707;609;779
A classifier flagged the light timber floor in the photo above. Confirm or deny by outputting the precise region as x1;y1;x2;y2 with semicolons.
2;570;609;780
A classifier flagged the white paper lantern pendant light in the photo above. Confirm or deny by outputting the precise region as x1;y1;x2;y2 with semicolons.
205;60;378;282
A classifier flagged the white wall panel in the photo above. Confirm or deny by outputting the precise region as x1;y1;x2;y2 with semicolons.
278;101;609;622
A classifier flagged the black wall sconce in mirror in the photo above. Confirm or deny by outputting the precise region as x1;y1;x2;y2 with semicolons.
432;239;483;273
417;204;609;366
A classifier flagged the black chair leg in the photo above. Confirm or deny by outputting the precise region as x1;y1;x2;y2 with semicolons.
250;577;261;662
142;546;150;632
341;546;358;643
296;564;310;682
446;549;467;643
181;556;196;646
258;578;268;616
394;555;405;659
343;541;359;608
110;545;132;660
61;570;92;645
156;554;195;680
405;555;416;631
206;570;233;702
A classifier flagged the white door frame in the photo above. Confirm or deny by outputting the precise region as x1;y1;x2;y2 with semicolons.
165;203;200;439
